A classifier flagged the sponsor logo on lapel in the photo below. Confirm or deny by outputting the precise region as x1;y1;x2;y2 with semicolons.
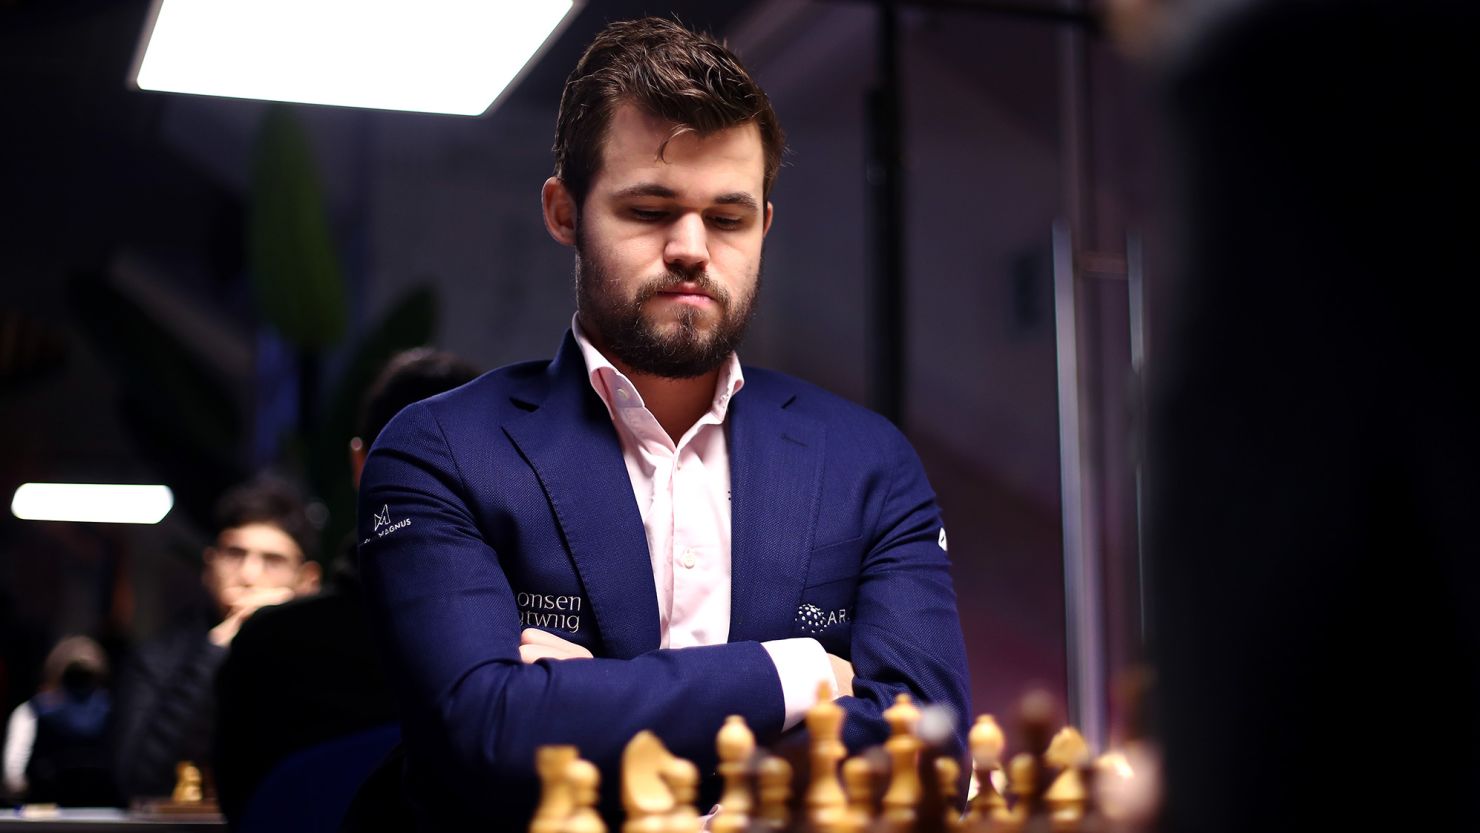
938;527;948;552
516;591;585;633
796;603;850;635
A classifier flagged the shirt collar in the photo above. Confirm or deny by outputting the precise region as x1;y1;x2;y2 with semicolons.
571;314;745;423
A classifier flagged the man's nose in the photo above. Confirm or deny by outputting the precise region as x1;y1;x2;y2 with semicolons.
239;552;264;584
663;213;709;273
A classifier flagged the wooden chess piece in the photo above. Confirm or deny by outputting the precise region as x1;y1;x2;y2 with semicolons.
713;716;756;833
965;716;1012;827
1042;728;1089;831
1007;753;1038;828
623;731;677;833
881;694;922;833
757;755;793;832
661;756;702;833
842;756;876;833
564;758;607;833
533;746;580;833
805;682;849;833
936;757;962;831
1012;690;1057;833
172;761;203;804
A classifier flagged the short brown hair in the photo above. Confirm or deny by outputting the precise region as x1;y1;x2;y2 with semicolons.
212;477;317;563
553;17;784;205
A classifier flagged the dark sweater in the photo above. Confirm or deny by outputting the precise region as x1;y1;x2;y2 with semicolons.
113;609;226;799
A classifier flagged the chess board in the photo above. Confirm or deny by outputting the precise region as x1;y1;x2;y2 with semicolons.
529;686;1158;833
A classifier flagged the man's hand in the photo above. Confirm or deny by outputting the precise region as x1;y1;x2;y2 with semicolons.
520;628;594;663
828;653;854;698
209;586;296;647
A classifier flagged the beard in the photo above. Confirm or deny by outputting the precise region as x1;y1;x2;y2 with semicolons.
575;232;760;379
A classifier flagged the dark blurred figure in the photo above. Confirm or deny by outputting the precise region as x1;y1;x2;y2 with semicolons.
3;636;118;806
1146;1;1478;832
114;479;320;800
215;348;478;825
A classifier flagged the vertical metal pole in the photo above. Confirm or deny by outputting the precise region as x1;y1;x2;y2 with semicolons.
867;0;905;428
1126;233;1149;644
1052;222;1106;753
1054;0;1107;752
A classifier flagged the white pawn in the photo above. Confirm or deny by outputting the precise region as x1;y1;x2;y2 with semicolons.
712;716;756;833
881;694;922;833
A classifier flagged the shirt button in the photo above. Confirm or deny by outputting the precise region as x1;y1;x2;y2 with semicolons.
616;388;630;401
681;549;697;569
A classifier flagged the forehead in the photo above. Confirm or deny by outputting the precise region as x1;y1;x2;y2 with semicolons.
216;522;302;561
594;102;765;199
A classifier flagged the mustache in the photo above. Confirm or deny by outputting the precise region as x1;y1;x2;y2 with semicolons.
632;270;730;308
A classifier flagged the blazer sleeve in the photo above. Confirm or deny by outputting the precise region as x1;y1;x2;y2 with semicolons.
356;402;786;807
837;422;972;766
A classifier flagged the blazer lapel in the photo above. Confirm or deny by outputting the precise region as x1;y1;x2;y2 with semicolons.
727;381;826;644
502;333;661;659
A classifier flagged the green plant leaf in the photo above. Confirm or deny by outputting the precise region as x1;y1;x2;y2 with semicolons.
248;104;347;349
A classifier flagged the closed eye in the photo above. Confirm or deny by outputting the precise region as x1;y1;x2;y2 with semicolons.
708;215;744;230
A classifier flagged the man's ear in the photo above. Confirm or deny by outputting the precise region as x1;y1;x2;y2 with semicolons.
763;200;774;237
295;560;322;596
542;177;578;246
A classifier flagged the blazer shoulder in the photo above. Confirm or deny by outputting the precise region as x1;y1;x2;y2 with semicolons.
385;359;549;434
741;366;902;438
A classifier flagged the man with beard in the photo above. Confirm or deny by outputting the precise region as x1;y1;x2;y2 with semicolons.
356;18;969;830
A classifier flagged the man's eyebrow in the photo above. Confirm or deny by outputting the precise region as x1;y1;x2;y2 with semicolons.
713;192;760;212
609;184;759;213
610;184;678;200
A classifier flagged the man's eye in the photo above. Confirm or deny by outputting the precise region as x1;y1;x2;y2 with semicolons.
631;208;667;221
708;216;743;230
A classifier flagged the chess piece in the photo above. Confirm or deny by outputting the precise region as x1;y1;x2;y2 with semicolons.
713;716;756;833
1092;744;1160;827
661;756;702;833
172;761;203;804
564;758;607;833
842;756;876;833
533;746;580;833
623;731;677;833
881;694;922;833
805;682;849;833
1012;691;1057;833
757;755;793;832
1007;753;1038;827
966;716;1012;825
1042;728;1089;830
936;757;962;831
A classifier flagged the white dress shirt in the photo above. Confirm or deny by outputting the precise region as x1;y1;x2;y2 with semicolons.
573;317;834;729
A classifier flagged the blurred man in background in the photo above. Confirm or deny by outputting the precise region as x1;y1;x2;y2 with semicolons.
215;348;477;824
113;478;319;800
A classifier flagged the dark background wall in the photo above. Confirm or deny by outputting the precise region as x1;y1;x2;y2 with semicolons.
0;0;1156;743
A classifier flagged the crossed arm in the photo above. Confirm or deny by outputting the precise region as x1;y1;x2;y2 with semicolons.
518;628;856;697
357;400;968;820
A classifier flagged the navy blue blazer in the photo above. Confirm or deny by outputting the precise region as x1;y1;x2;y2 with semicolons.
358;332;970;829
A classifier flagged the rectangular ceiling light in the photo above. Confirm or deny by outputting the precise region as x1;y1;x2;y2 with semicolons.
12;483;175;525
131;0;581;116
